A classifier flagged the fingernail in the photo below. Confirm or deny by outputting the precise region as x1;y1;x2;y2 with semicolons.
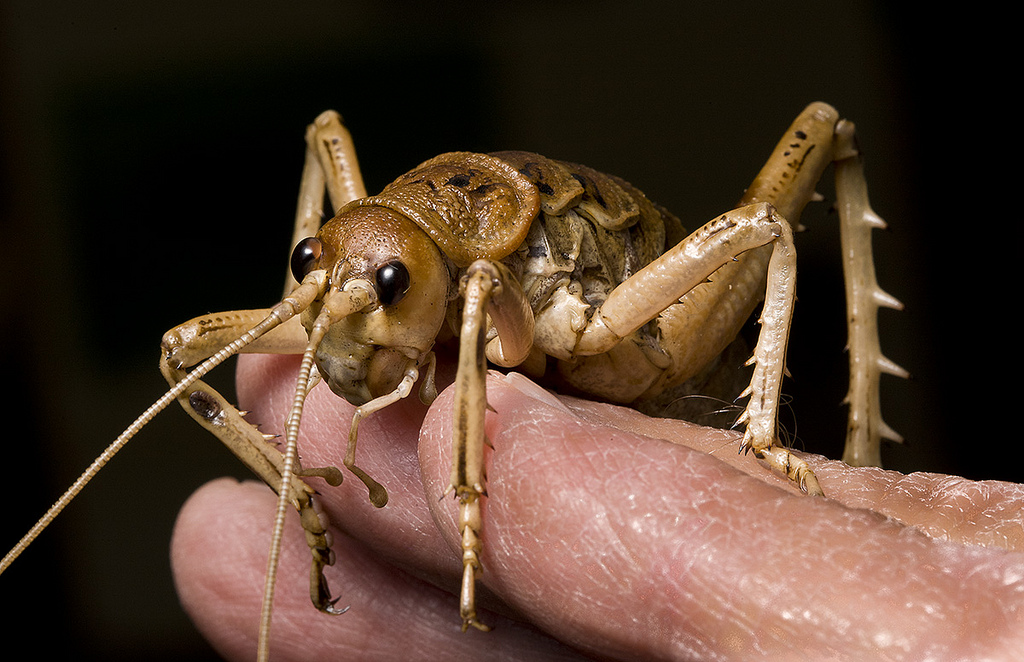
494;371;574;414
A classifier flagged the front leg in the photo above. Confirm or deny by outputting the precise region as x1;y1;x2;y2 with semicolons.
160;301;346;613
449;260;535;631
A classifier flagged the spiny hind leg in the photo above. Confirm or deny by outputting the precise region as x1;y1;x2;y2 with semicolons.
833;120;908;467
740;104;906;468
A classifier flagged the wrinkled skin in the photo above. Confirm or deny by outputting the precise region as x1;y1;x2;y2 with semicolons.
171;353;1024;661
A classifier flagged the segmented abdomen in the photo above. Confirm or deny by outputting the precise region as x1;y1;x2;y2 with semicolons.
491;151;684;316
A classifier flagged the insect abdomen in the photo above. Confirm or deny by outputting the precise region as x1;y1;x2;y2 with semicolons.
486;152;683;401
492;151;682;314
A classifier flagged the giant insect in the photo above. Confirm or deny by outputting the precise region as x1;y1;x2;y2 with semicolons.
1;102;905;658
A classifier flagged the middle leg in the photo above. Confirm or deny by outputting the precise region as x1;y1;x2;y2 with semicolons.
568;202;821;494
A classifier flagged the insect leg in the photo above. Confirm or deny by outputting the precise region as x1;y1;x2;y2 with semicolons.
285;110;367;294
450;260;535;631
160;279;348;617
738;103;906;467
574;202;822;495
833;121;908;466
254;112;371;659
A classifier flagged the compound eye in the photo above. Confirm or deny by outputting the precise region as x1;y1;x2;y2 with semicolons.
290;237;322;283
374;260;411;306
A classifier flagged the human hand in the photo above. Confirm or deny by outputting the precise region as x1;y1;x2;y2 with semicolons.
171;353;1024;661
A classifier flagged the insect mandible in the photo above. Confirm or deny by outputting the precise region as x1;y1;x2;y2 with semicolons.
1;101;906;658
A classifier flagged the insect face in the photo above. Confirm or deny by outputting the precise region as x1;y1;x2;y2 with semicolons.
293;205;450;405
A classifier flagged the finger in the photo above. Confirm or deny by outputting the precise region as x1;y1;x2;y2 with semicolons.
234;352;461;585
171;478;587;661
222;360;1024;659
182;354;581;659
556;382;1024;553
419;372;1024;661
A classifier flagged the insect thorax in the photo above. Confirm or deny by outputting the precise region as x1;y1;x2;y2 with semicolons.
488;152;690;402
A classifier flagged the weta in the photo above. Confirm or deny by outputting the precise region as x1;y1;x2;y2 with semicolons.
1;102;905;659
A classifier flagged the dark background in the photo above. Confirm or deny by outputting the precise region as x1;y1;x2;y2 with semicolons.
0;2;1008;659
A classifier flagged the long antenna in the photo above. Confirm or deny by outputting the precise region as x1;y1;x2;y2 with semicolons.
256;280;375;662
0;272;329;576
1;331;245;573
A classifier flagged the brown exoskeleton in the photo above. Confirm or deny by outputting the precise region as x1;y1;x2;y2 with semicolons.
1;102;905;658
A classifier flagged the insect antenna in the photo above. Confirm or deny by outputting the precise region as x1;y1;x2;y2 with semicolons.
257;278;376;662
0;270;331;578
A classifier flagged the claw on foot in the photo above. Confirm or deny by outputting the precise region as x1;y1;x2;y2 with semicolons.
455;489;491;632
460;558;491;632
754;445;825;496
